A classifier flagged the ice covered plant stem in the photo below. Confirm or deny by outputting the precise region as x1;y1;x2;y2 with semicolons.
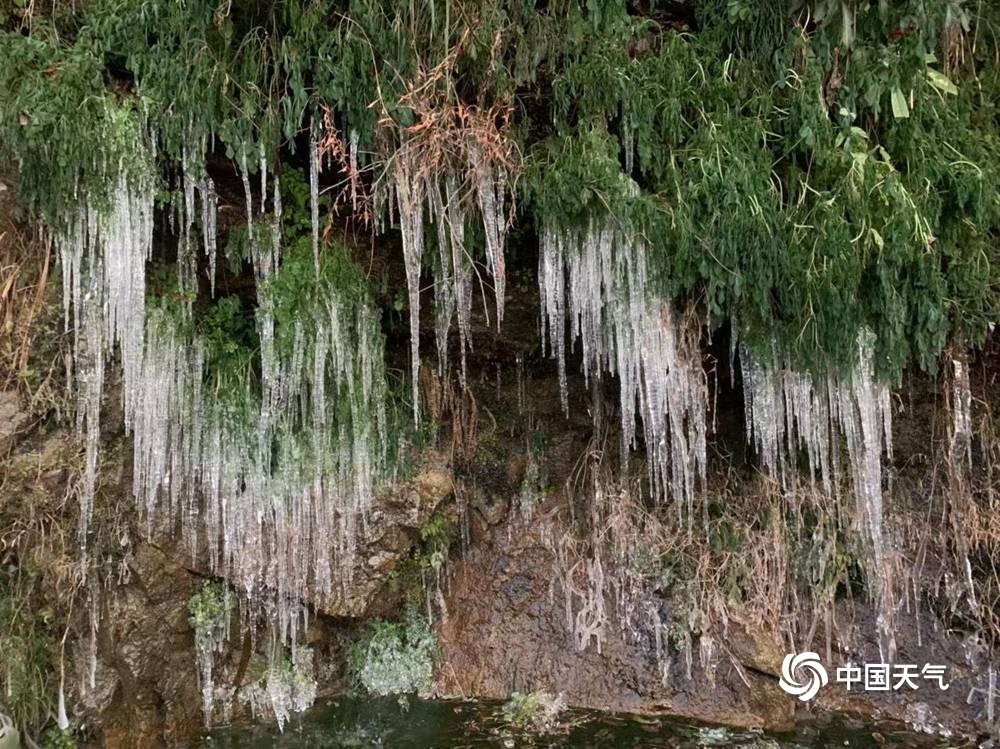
131;237;388;645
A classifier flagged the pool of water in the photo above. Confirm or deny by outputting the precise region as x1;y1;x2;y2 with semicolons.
201;697;953;748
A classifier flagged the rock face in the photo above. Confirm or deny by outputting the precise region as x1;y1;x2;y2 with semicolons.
69;455;456;747
433;504;796;730
90;544;204;747
316;456;454;619
432;494;988;737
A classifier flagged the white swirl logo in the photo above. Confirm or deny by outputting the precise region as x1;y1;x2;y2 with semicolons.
779;652;828;701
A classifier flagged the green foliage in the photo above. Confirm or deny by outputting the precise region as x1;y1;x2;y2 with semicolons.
2;0;999;379
0;546;61;739
521;2;1000;378
187;580;231;638
502;691;544;728
348;608;436;697
418;509;456;574
501;691;565;730
0;29;152;221
40;726;78;749
387;508;456;605
198;295;259;390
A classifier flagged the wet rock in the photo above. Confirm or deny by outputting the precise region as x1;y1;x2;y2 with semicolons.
73;541;204;748
470;485;509;526
314;455;454;618
433;507;796;731
726;627;785;679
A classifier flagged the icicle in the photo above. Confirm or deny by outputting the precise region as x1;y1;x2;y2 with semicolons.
952;355;972;466
179;140;197;297
241;644;316;731
272;175;282;259
129;227;388;650
309;120;320;274
240;151;254;239
201;176;218;297
539;227;567;414
260;143;268;215
394;147;425;424
349;129;360;212
739;329;895;660
468;142;507;327
59;159;154;558
445;173;472;386
56;675;69;730
382;133;507;391
429;179;455;375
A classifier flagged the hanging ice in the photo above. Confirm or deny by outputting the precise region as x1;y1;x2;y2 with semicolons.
739;331;896;660
384;122;512;414
131;231;388;648
201;176;218;297
58;160;155;555
951;356;972;466
240;152;254;240
468;142;507;327
59;127;387;675
394;146;425;424
309;121;321;273
537;214;708;515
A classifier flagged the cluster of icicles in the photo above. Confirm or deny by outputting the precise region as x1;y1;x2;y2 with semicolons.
59;122;908;712
739;336;897;660
388;139;511;421
537;210;897;659
59;135;386;724
539;214;707;516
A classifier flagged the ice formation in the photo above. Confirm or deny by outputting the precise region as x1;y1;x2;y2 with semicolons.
309;121;321;272
739;332;896;659
538;215;708;514
190;587;233;727
131;241;388;644
241;645;317;731
201;176;218;297
389;138;510;419
59;166;155;555
951;356;972;465
60;134;387;707
393;146;426;423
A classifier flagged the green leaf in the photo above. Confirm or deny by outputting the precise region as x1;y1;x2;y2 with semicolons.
926;69;958;96
890;86;910;119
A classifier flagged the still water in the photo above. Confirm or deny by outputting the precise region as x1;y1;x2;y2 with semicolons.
202;697;955;748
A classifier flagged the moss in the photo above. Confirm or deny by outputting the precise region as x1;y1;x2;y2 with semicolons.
388;507;457;605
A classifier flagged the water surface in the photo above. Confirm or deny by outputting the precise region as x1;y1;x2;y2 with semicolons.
202;697;955;748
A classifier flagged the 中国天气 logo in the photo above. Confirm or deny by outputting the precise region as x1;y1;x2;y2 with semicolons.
779;652;829;702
